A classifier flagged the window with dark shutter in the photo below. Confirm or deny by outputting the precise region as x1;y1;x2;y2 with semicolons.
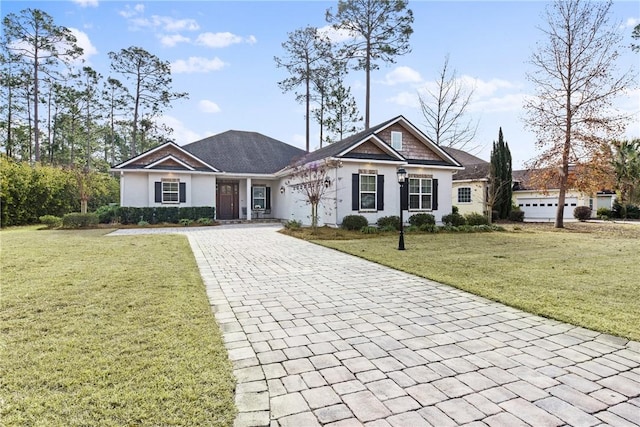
155;182;162;203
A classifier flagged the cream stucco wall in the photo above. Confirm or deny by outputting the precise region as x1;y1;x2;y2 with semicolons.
451;181;487;216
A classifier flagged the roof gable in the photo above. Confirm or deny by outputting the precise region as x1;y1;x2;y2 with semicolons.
296;116;462;169
112;142;218;172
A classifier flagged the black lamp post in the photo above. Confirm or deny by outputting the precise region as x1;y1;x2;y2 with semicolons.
397;168;407;250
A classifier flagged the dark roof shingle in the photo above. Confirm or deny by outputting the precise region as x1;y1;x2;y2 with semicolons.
183;130;306;174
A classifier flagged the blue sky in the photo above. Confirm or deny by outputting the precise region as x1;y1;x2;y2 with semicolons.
3;0;639;168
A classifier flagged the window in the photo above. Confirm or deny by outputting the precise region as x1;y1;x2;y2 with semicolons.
409;178;432;210
457;187;471;203
391;131;402;150
360;174;377;210
252;186;266;210
162;179;179;203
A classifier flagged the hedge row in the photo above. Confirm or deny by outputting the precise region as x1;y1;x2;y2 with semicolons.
116;206;216;225
1;158;119;227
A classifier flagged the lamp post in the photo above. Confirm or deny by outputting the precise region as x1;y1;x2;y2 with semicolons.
397;168;407;250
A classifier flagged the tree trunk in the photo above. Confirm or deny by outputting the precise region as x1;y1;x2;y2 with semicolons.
364;40;371;129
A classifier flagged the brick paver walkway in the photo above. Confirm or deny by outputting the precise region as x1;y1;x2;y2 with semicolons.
112;225;640;426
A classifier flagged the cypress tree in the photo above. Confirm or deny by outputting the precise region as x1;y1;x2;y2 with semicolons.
490;128;513;219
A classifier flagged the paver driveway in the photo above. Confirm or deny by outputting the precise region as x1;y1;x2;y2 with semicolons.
115;224;640;426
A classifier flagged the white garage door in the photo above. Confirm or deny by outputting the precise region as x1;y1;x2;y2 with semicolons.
516;197;578;220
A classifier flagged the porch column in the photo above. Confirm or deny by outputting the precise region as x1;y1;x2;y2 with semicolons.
246;178;252;220
212;176;217;219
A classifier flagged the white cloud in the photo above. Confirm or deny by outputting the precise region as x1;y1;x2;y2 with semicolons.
622;17;639;29
160;34;190;47
468;93;526;113
382;66;422;85
73;0;98;7
119;4;144;19
198;100;221;113
159;115;203;145
151;16;199;32
317;24;357;43
69;28;98;63
171;57;226;73
196;32;257;48
386;91;420;108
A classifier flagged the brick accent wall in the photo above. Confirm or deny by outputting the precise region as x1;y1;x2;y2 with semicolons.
377;124;441;161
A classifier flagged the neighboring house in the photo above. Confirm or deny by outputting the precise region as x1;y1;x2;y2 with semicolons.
512;169;615;221
443;147;490;216
112;116;464;226
440;146;616;221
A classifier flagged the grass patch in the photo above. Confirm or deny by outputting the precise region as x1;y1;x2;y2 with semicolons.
1;227;235;426
308;222;640;342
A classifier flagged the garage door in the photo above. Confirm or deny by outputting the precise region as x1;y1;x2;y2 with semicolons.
516;197;578;220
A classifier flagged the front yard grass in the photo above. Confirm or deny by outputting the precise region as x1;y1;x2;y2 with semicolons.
0;227;235;426
298;222;640;342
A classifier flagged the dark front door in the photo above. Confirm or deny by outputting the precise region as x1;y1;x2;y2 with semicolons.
216;181;239;220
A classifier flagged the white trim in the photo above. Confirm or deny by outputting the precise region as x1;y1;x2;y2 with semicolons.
145;155;195;171
453;178;489;183
110;168;217;175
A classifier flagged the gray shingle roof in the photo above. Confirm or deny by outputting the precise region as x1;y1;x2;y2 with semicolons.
183;130;306;174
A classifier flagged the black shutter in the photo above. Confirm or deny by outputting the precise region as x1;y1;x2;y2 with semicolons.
155;182;162;203
432;179;438;210
352;174;359;211
251;186;254;207
179;183;186;203
377;175;384;211
400;180;409;211
266;187;271;210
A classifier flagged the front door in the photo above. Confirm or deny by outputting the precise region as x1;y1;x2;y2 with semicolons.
216;181;239;219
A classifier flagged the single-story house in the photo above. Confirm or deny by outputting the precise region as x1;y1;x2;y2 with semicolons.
511;170;615;221
111;116;464;226
440;147;616;220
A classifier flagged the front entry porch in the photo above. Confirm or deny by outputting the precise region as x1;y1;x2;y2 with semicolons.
215;178;275;221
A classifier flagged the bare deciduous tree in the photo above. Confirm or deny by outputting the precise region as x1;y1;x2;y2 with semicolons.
523;0;635;228
418;55;477;150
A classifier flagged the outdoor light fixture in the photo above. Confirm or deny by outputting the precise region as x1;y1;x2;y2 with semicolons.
280;186;285;194
397;168;407;250
324;177;331;188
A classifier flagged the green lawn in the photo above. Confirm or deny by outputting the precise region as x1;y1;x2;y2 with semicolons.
1;227;235;426
307;223;640;342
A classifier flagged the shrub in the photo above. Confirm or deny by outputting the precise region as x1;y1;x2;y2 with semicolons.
360;226;379;234
62;213;99;229
409;213;435;227
596;207;612;219
573;206;592;222
95;204;119;224
116;206;215;225
419;223;437;233
197;217;213;225
378;225;397;232
284;219;302;229
508;208;525;222
491;210;500;223
442;212;466;226
137;220;149;227
452;205;459;214
465;212;489;226
341;215;368;231
179;218;194;226
39;215;62;229
613;201;640;219
377;215;400;230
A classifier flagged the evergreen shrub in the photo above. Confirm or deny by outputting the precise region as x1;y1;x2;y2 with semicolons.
341;215;368;230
